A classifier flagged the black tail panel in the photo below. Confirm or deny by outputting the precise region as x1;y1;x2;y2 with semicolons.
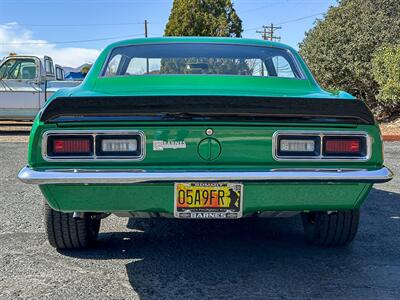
40;96;375;125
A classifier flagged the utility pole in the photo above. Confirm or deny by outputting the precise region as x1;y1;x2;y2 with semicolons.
256;23;281;76
144;20;149;74
256;26;268;76
144;19;148;37
257;23;281;42
256;27;268;40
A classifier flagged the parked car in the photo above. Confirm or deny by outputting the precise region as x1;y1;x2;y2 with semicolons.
0;54;80;120
18;37;393;249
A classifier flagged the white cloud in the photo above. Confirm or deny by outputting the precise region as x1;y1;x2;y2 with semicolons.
0;23;100;67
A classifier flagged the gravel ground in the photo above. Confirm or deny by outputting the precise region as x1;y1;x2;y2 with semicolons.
0;141;399;300
0;122;31;142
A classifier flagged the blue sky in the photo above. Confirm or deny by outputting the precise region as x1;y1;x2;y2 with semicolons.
0;0;337;67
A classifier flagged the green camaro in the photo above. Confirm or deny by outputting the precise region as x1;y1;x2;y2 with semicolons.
18;37;393;249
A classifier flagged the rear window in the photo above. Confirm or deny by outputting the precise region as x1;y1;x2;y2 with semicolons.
102;43;304;79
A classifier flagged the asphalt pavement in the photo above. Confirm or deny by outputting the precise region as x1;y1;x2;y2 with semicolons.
0;141;399;300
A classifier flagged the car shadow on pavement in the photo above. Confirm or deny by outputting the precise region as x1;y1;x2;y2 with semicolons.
61;187;400;299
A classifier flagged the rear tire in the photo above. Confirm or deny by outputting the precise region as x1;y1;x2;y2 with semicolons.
44;202;101;249
302;210;360;246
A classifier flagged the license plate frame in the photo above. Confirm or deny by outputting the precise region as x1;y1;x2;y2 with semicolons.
174;182;243;219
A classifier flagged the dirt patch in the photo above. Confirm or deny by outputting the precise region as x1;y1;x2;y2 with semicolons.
380;119;400;141
0;121;31;142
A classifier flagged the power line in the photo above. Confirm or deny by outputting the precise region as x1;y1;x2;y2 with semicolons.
1;21;163;27
240;2;282;14
276;12;324;25
244;26;264;32
239;1;328;14
14;22;147;27
0;33;147;45
0;0;169;2
244;12;324;32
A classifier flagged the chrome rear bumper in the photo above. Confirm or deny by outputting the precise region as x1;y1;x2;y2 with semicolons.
18;166;393;185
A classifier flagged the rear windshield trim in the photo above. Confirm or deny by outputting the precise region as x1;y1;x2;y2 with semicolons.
99;42;306;79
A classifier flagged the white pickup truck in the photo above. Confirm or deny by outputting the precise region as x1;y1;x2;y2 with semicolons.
0;55;81;120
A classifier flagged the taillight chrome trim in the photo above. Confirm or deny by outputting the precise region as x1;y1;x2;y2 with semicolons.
272;131;371;161
42;130;146;162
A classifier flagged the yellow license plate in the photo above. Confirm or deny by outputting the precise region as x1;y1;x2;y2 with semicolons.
174;182;243;219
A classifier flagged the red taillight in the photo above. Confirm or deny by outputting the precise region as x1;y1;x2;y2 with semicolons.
324;139;361;154
52;139;91;154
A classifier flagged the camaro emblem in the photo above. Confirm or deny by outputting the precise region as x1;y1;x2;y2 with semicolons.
153;140;187;151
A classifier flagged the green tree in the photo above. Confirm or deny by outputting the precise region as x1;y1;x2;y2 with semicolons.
164;0;243;37
162;0;245;74
372;45;400;115
299;0;400;117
